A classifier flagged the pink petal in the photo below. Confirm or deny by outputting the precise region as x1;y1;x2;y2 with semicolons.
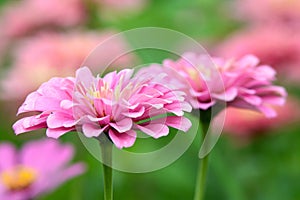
47;112;75;129
256;86;287;97
165;116;192;132
32;96;62;111
258;105;277;118
82;123;108;137
60;100;73;109
21;139;74;173
238;55;259;68
87;115;110;123
163;102;185;116
122;106;145;118
0;143;17;171
255;65;276;80
94;98;113;117
190;98;215;110
46;127;74;139
75;66;95;88
17;92;41;114
108;129;136;148
13;117;47;135
261;96;286;106
215;87;238;101
242;95;262;106
137;123;169;138
31;163;85;198
109;118;133;133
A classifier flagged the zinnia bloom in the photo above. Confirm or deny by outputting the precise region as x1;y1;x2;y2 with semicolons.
13;67;192;149
138;53;287;117
0;0;85;38
1;31;134;100
215;25;300;83
237;0;300;26
0;139;85;200
95;0;147;12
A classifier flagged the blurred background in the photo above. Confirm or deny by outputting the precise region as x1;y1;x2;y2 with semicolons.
0;0;300;199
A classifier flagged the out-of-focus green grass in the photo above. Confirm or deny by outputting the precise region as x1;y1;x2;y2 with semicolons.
0;0;300;199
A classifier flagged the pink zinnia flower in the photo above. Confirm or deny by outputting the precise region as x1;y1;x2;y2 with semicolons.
13;67;192;149
237;0;300;26
138;53;287;117
215;25;300;83
221;98;300;137
95;0;147;12
0;0;85;38
1;31;135;100
0;139;85;200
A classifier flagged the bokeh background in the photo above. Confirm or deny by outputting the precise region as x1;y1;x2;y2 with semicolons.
1;0;300;199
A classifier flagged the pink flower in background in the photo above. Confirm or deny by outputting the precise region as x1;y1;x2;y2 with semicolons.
0;0;85;38
139;53;287;117
237;0;300;26
221;98;300;137
1;31;135;100
92;0;147;21
95;0;147;12
0;139;85;200
215;25;300;83
13;67;192;149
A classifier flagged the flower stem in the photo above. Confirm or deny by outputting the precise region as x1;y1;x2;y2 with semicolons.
194;110;211;200
194;152;209;200
99;135;113;200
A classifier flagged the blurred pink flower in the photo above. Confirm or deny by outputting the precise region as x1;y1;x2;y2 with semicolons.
237;0;300;26
139;53;287;117
215;25;300;83
0;0;85;38
222;98;300;137
1;31;134;100
0;139;85;200
13;67;192;149
94;0;146;12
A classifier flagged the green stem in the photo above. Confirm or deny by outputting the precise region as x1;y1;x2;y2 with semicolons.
194;110;211;200
99;135;113;200
194;154;209;200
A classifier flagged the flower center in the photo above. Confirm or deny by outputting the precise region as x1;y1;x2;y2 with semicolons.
186;67;199;81
89;82;112;100
1;166;37;191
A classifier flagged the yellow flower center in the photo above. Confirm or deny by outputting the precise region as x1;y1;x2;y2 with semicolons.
1;166;37;191
186;67;200;81
92;91;101;98
89;82;112;99
186;65;212;80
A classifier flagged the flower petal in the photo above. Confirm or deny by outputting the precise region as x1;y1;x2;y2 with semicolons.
0;143;17;171
109;118;132;133
82;123;108;137
108;129;136;148
46;127;74;139
165;116;192;132
137;122;169;138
